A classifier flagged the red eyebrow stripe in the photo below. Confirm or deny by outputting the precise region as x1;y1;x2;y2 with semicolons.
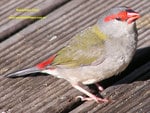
104;14;116;22
104;11;127;22
117;11;127;21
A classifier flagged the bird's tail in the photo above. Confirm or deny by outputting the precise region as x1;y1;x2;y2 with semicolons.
4;54;56;78
5;67;41;78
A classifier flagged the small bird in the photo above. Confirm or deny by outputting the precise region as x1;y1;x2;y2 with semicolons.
5;6;140;103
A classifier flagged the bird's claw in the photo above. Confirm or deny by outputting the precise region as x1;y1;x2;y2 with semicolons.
76;95;109;103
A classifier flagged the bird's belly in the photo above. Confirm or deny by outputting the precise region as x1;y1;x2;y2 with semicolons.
82;56;131;84
55;41;136;85
56;54;131;85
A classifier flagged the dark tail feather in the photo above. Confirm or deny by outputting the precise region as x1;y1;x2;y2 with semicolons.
4;67;41;78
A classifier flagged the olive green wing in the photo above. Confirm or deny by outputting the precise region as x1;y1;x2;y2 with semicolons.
52;25;107;67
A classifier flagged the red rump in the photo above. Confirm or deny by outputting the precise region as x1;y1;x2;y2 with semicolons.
36;54;56;69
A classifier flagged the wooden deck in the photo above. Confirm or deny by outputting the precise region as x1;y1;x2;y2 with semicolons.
0;0;150;113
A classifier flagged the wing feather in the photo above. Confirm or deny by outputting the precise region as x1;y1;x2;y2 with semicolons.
52;25;107;67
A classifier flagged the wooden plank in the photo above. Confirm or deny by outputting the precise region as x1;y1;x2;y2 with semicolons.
0;0;70;41
70;63;150;113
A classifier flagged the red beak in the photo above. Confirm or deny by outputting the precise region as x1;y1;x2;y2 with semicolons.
127;12;140;24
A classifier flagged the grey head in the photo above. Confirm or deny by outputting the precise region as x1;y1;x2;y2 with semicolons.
97;6;140;38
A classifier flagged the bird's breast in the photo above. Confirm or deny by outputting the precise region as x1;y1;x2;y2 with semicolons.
103;32;137;74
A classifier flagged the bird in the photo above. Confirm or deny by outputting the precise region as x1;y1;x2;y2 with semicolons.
4;6;140;103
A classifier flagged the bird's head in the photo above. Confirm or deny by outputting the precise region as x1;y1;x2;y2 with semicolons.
97;6;140;37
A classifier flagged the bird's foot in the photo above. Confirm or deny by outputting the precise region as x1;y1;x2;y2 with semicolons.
76;95;109;103
73;84;109;103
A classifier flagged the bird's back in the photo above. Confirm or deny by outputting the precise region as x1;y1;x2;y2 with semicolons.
52;25;107;68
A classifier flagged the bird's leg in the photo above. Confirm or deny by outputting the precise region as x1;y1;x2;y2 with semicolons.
72;83;108;103
95;83;104;92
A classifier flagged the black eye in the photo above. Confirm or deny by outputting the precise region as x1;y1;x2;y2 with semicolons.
115;18;121;21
